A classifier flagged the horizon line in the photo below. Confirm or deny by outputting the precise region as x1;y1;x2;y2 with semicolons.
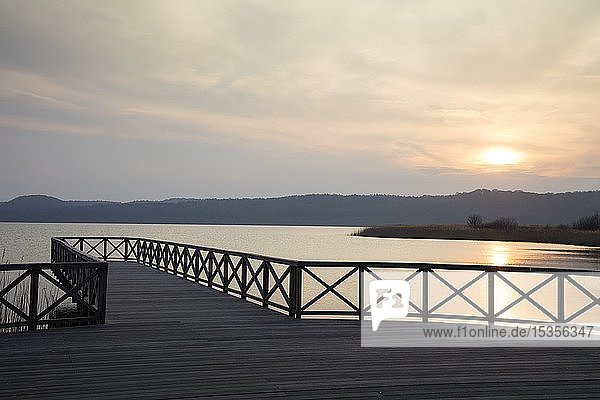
3;188;600;204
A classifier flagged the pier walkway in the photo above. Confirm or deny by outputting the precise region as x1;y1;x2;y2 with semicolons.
1;261;599;399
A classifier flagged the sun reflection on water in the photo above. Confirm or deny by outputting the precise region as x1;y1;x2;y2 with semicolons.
489;244;510;266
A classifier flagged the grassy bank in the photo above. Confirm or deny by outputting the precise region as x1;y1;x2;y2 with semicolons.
356;224;600;247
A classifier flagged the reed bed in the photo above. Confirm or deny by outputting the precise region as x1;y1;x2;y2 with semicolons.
356;224;600;246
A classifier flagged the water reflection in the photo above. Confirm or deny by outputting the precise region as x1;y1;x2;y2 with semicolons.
489;244;510;267
487;244;514;319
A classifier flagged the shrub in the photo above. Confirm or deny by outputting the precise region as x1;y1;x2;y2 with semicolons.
483;217;519;231
573;212;600;231
466;214;482;228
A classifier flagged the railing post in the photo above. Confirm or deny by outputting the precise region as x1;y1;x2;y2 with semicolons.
147;241;152;266
557;273;565;323
124;239;129;261
103;239;108;261
422;269;429;323
295;265;303;319
171;245;176;273
156;243;161;269
51;239;56;262
136;240;141;263
488;271;495;325
241;258;248;299
173;245;179;275
223;255;229;294
183;247;189;278
145;242;151;266
358;267;364;321
96;264;108;324
208;252;213;287
194;250;200;283
162;244;167;270
289;265;297;317
28;269;39;331
184;247;194;279
152;242;156;268
161;244;167;272
262;262;270;307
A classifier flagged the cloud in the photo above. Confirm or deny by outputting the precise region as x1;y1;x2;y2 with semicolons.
0;0;598;199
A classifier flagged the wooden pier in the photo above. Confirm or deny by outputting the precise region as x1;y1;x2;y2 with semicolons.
1;237;600;398
2;260;600;399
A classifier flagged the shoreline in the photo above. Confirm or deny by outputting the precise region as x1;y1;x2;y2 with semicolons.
356;224;600;247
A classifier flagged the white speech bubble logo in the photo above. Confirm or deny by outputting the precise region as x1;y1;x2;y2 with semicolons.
369;280;410;331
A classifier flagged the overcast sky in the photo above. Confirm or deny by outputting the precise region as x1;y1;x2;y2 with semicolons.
0;0;598;201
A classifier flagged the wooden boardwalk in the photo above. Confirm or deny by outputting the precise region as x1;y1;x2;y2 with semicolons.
1;262;599;399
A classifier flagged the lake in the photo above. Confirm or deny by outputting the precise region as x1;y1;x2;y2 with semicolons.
0;222;598;269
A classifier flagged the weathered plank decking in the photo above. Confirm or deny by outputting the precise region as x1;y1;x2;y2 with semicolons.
1;261;599;399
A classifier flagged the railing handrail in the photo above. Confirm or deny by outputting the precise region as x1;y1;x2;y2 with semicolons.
58;236;298;265
56;235;599;274
1;262;108;271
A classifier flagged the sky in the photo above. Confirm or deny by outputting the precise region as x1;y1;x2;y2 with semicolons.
0;0;599;201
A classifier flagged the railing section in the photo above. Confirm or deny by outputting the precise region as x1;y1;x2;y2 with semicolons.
0;239;108;332
60;237;600;325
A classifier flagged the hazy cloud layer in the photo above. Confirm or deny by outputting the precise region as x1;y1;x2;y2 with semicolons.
0;0;598;200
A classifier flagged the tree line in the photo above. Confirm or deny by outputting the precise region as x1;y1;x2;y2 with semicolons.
466;212;600;231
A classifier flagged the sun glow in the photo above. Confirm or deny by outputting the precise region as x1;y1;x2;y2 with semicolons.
483;148;520;166
489;244;510;267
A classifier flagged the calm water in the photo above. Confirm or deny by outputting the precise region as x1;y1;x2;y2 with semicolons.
0;222;598;269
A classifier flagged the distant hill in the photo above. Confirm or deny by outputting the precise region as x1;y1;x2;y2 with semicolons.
0;190;598;226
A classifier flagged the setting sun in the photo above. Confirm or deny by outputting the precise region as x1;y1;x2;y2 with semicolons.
483;148;520;166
